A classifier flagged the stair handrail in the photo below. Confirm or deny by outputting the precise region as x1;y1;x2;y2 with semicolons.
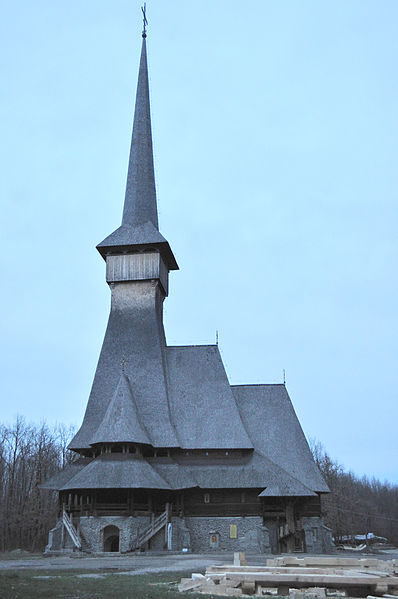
134;509;168;549
62;505;82;549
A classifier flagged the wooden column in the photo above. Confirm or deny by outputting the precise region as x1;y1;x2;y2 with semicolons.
165;502;170;547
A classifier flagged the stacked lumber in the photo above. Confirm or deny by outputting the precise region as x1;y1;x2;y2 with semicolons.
178;554;398;597
266;557;398;573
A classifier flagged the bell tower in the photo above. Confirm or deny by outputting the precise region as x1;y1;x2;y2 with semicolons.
69;30;179;452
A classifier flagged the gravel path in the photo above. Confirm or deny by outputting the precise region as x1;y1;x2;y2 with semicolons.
1;550;397;573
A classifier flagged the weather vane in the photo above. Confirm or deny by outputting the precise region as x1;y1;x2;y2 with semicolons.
141;3;148;38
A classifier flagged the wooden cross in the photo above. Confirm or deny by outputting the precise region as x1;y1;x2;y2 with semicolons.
142;3;148;38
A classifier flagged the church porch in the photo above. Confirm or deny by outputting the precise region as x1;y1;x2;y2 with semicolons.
46;489;330;554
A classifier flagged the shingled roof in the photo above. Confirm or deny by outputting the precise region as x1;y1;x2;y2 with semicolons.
96;38;177;270
44;450;318;495
166;345;253;450
232;384;329;493
90;373;150;445
66;349;327;494
40;457;92;490
68;283;181;450
59;454;171;490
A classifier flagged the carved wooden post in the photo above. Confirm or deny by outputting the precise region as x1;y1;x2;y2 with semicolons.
61;503;65;549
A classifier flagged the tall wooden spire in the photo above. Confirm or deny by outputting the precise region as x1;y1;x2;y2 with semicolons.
97;29;178;270
122;37;158;229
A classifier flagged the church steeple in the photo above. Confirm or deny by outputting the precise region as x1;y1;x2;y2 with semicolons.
97;29;178;271
123;36;158;230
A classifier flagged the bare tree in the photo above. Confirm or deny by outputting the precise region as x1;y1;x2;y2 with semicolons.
0;418;75;552
310;439;398;545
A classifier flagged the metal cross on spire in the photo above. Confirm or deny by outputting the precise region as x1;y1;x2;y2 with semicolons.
141;3;148;38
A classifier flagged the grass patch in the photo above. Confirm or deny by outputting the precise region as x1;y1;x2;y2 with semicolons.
0;553;43;561
0;569;224;599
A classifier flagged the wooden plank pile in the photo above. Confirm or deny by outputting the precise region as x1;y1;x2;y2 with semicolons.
178;554;398;597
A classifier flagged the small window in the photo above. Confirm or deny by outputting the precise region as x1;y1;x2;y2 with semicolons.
204;493;210;504
143;447;155;458
128;446;136;454
156;449;168;457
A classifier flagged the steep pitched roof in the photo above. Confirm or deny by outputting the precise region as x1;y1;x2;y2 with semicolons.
166;345;253;450
232;384;329;493
122;36;157;229
96;37;177;270
68;281;180;451
90;373;150;445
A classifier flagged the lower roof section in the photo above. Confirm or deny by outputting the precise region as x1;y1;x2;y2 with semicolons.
42;451;317;496
64;344;328;495
58;454;171;491
40;457;91;490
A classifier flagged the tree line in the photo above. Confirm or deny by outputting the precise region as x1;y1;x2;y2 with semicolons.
311;440;398;546
0;418;75;552
0;419;397;552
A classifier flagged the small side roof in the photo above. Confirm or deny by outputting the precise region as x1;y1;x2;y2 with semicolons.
97;222;178;270
59;454;171;490
166;345;253;450
40;457;92;490
90;373;150;445
259;484;316;497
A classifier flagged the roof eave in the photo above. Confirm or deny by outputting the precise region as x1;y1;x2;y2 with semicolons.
96;241;178;270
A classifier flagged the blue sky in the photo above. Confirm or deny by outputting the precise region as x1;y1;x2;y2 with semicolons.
1;1;397;482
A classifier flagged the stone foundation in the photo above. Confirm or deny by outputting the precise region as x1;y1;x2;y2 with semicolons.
302;517;334;553
184;516;268;553
45;514;332;554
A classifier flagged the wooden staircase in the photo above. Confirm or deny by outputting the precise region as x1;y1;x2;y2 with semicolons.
62;506;82;550
132;504;170;551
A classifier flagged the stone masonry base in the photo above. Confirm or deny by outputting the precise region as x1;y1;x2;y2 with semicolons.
45;514;331;554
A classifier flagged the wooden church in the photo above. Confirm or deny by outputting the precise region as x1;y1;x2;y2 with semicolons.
43;21;331;555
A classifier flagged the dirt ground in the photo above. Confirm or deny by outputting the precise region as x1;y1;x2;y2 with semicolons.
1;550;398;599
1;549;397;573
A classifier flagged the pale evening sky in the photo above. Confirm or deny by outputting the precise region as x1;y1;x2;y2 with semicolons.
1;1;397;482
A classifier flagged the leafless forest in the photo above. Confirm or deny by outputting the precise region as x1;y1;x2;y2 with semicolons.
311;440;398;546
0;419;397;552
0;418;75;552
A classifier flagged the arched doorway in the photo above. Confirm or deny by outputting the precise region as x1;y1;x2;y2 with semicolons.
103;525;120;552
